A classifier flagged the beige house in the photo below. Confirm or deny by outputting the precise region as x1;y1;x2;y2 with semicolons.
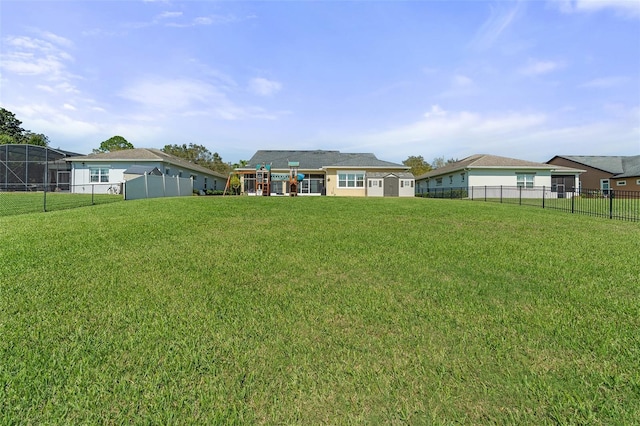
236;150;414;197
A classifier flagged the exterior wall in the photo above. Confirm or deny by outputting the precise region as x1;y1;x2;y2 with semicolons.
416;168;560;194
611;176;640;192
324;168;366;197
399;179;415;197
366;178;384;197
467;169;552;188
415;179;428;195
71;160;225;193
71;161;131;194
547;157;612;190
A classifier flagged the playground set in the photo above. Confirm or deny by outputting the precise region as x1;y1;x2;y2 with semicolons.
255;161;305;196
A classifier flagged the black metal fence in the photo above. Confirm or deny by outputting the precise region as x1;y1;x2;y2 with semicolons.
416;186;640;222
0;183;124;217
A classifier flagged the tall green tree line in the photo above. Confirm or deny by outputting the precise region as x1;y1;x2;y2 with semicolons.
0;107;50;146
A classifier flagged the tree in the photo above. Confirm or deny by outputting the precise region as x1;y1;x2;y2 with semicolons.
162;143;231;174
231;159;248;169
402;155;431;176
431;156;458;169
0;108;51;146
93;135;134;153
0;107;27;144
230;174;241;195
24;132;50;147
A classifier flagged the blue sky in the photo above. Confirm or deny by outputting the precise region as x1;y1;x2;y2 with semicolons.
1;0;639;165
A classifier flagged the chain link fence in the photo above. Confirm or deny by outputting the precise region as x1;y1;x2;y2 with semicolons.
0;183;124;217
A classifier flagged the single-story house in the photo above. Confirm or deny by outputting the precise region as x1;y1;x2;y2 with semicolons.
235;150;414;197
547;155;640;194
415;154;584;198
67;148;228;194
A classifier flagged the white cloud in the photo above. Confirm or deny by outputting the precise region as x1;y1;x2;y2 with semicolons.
119;78;219;111
119;77;286;121
452;74;473;87
552;0;640;18
343;108;548;160
0;34;75;82
341;105;639;162
157;11;183;20
470;1;525;50
40;31;73;48
580;76;629;88
63;103;76;111
519;59;564;76
423;105;448;118
248;77;282;96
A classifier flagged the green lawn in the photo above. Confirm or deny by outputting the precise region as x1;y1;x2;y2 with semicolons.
1;197;639;424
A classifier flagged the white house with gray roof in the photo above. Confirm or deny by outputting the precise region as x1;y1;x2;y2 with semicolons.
67;148;228;195
236;150;414;197
415;154;584;198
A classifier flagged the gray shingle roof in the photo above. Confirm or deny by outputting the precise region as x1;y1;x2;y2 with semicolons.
243;150;407;170
123;165;163;175
554;155;640;177
68;148;228;178
415;154;562;180
366;171;415;179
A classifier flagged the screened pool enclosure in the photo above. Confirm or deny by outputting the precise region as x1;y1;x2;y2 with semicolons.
0;144;80;191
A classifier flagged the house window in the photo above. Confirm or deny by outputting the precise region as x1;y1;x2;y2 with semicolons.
400;180;404;188
449;176;453;184
166;168;170;175
601;179;610;195
617;180;626;186
90;167;109;183
338;172;364;188
436;178;442;186
204;177;208;189
461;173;465;182
379;180;382;187
410;180;414;188
179;171;183;178
516;173;534;188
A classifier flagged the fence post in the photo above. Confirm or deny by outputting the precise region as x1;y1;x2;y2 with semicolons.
542;186;545;209
43;146;48;212
610;190;614;219
144;172;149;199
485;186;487;202
92;184;95;205
162;174;166;196
500;186;502;203
519;186;522;205
571;189;575;214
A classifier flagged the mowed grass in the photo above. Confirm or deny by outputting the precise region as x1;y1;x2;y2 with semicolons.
1;197;639;424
